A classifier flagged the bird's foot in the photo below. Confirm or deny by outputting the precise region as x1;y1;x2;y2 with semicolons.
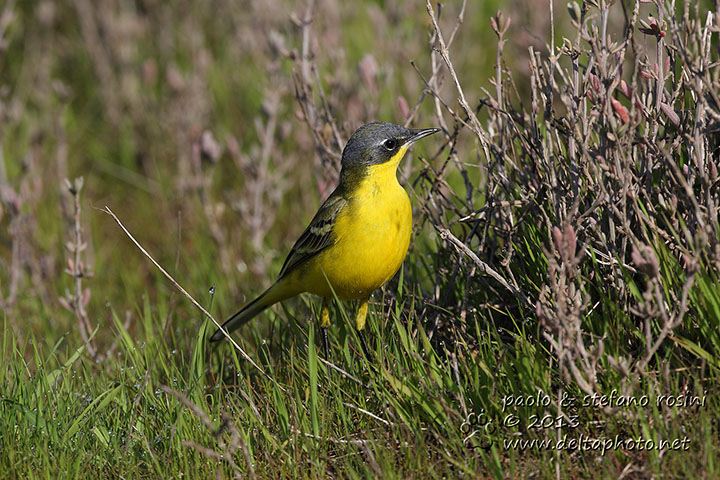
322;326;330;361
357;330;372;362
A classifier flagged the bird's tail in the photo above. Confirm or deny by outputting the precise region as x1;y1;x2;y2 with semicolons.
210;281;295;342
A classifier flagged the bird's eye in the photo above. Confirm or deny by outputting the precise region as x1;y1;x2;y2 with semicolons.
382;139;398;150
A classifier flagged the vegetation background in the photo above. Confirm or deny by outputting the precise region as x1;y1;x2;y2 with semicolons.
1;0;718;478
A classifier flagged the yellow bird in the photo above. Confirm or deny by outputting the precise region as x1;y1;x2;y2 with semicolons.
210;122;439;359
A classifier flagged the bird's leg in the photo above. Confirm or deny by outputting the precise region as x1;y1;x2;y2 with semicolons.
355;298;372;360
320;298;331;360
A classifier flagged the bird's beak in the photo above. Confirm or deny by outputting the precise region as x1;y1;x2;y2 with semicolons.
407;127;441;144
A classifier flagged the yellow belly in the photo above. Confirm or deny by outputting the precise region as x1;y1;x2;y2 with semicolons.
297;172;412;300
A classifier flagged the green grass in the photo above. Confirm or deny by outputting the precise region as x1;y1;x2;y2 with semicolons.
2;246;718;478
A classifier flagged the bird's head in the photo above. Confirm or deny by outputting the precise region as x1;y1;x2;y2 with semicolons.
340;122;440;171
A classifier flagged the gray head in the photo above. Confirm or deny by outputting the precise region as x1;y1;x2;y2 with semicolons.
341;122;440;169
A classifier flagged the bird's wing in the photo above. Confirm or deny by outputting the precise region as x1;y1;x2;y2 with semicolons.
277;192;348;279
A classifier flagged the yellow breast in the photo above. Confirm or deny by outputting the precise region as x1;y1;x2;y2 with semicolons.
305;156;413;300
